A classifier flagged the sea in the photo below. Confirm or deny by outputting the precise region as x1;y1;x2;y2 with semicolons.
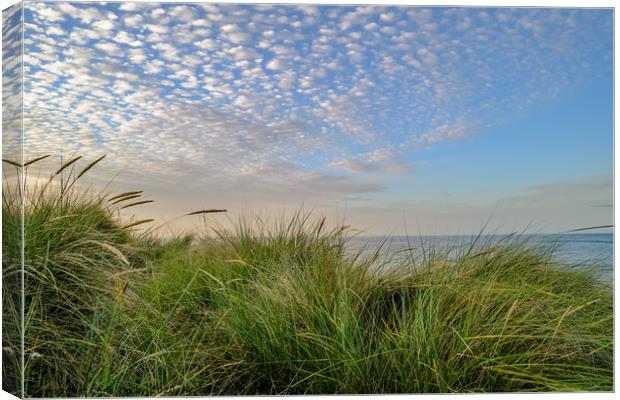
346;233;614;279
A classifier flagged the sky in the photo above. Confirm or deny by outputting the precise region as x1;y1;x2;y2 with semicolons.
2;1;614;235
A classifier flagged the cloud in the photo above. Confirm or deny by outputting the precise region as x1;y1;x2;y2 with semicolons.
195;38;218;50
94;41;123;57
332;158;410;175
417;48;438;67
46;26;63;36
127;48;147;64
416;119;473;145
124;14;143;28
113;31;142;47
31;5;64;22
266;58;287;70
146;23;168;34
169;5;196;22
226;31;251;43
229;46;260;61
92;20;116;32
330;149;411;175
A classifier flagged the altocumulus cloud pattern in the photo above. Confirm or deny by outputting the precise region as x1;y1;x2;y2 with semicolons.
4;2;612;198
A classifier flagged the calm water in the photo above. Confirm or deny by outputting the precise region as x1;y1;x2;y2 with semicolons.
346;233;613;278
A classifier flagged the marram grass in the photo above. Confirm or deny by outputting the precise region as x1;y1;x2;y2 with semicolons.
1;156;613;396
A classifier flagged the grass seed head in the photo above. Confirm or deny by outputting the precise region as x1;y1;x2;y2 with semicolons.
76;155;106;180
2;158;22;167
54;156;82;175
120;199;154;209
23;154;51;167
187;209;227;215
110;194;142;205
108;191;143;202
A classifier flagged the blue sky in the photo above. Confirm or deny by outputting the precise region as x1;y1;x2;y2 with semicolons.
3;1;613;234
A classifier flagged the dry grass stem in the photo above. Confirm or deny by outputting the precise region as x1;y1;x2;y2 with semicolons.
120;200;154;209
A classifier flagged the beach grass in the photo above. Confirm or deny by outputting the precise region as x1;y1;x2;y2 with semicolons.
1;156;613;396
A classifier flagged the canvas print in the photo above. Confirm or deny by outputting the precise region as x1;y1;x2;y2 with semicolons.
1;1;614;397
